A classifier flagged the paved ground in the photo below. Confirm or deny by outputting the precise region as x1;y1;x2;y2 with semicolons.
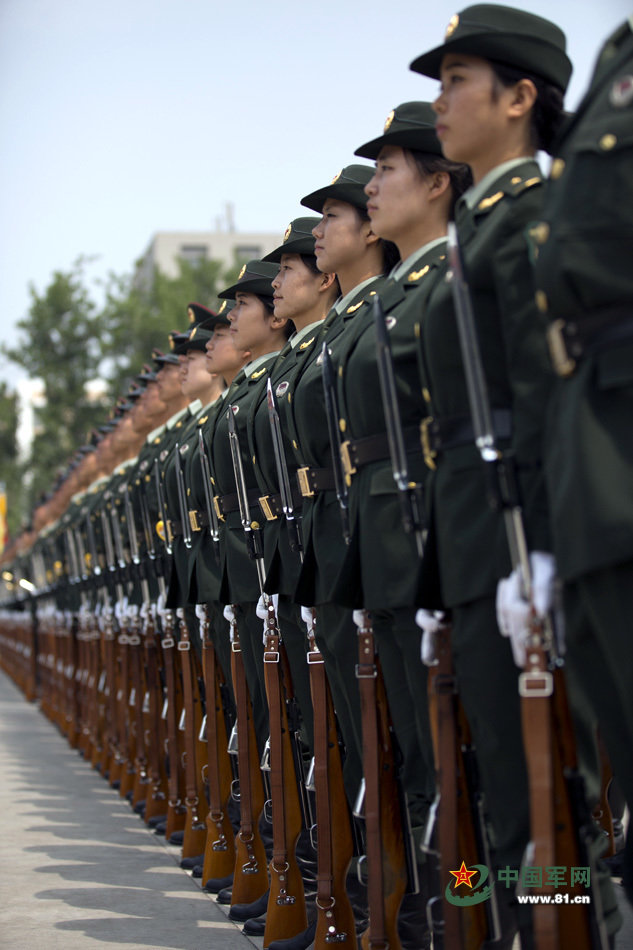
1;667;632;950
0;669;259;950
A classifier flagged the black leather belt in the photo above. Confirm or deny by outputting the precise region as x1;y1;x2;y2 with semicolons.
340;425;421;479
420;409;512;469
546;305;633;377
215;488;261;517
295;466;336;497
258;485;304;521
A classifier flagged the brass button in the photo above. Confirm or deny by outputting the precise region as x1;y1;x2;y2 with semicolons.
530;222;550;245
550;158;565;180
600;133;617;150
535;290;548;313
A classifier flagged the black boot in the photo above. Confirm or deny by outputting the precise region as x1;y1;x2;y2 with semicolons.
228;889;270;921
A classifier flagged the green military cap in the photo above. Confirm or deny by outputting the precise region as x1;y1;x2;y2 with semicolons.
218;259;279;300
152;347;180;367
137;364;158;384
261;216;320;263
300;164;374;214
170;324;213;355
355;102;442;159
409;4;572;92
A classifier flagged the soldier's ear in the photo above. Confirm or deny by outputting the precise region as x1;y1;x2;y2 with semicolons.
319;272;337;293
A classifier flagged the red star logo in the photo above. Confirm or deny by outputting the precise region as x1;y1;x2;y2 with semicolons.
449;861;478;889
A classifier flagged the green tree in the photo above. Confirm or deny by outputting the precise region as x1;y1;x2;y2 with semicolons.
2;258;108;512
0;383;22;537
101;255;242;395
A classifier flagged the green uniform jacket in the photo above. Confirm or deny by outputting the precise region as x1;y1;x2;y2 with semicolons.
277;277;388;606
419;160;553;609
534;20;633;581
333;243;448;610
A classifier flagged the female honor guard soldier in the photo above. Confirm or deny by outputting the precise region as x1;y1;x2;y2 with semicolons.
407;6;603;946
329;101;471;949
530;16;633;911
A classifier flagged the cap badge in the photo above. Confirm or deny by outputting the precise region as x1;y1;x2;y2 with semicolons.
190;326;198;340
283;224;292;242
445;13;459;38
169;336;176;350
384;110;395;132
219;300;227;313
188;307;195;323
238;264;247;279
330;170;342;184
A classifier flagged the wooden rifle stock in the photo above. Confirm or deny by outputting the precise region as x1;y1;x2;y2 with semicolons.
200;607;236;884
143;606;169;823
357;611;407;950
521;627;608;950
306;612;357;949
162;611;187;839
177;610;209;857
262;604;308;945
229;612;269;905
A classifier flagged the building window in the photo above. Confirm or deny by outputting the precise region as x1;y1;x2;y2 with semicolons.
179;244;209;263
235;245;261;260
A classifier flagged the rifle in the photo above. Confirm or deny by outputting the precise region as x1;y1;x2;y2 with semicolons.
424;621;499;949
136;478;170;823
227;404;307;941
198;603;237;885
100;497;127;788
266;378;304;561
197;427;221;563
176;607;209;857
355;610;408;950
305;608;357;948
321;344;351;544
373;296;425;557
446;222;608;950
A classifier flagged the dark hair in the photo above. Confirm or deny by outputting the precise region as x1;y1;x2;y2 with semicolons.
489;61;565;155
257;292;295;339
405;150;473;219
300;252;342;300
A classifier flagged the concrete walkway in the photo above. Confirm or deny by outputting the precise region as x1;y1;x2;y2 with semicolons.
0;669;259;950
2;667;633;950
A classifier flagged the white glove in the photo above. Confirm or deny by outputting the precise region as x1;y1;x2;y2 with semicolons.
352;609;368;630
300;605;315;633
256;593;279;643
496;551;557;668
416;609;447;666
114;596;129;622
156;591;167;619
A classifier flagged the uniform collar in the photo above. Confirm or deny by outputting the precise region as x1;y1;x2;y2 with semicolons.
390;236;447;283
166;405;191;430
334;275;382;315
462;156;534;210
243;352;280;377
289;318;324;348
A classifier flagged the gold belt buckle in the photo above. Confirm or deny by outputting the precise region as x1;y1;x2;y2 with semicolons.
547;318;576;378
188;509;201;533
297;467;314;497
420;417;437;471
213;496;225;522
340;441;356;484
258;495;278;522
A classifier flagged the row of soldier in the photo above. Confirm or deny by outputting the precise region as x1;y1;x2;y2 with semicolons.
1;5;632;949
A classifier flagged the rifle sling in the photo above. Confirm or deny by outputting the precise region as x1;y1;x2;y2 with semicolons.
308;644;334;907
231;623;255;840
162;624;182;809
357;618;388;949
178;616;202;824
202;620;225;822
264;625;290;870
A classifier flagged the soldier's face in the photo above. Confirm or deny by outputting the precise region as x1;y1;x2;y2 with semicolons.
272;253;323;321
312;200;372;275
434;53;514;179
181;349;212;398
365;146;435;246
206;326;248;375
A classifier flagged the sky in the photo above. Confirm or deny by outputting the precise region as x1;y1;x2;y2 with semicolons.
0;0;629;384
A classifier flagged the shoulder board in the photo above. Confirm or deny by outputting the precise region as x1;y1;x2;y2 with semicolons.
407;264;430;283
346;300;365;314
299;336;315;350
477;190;504;211
250;367;268;380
